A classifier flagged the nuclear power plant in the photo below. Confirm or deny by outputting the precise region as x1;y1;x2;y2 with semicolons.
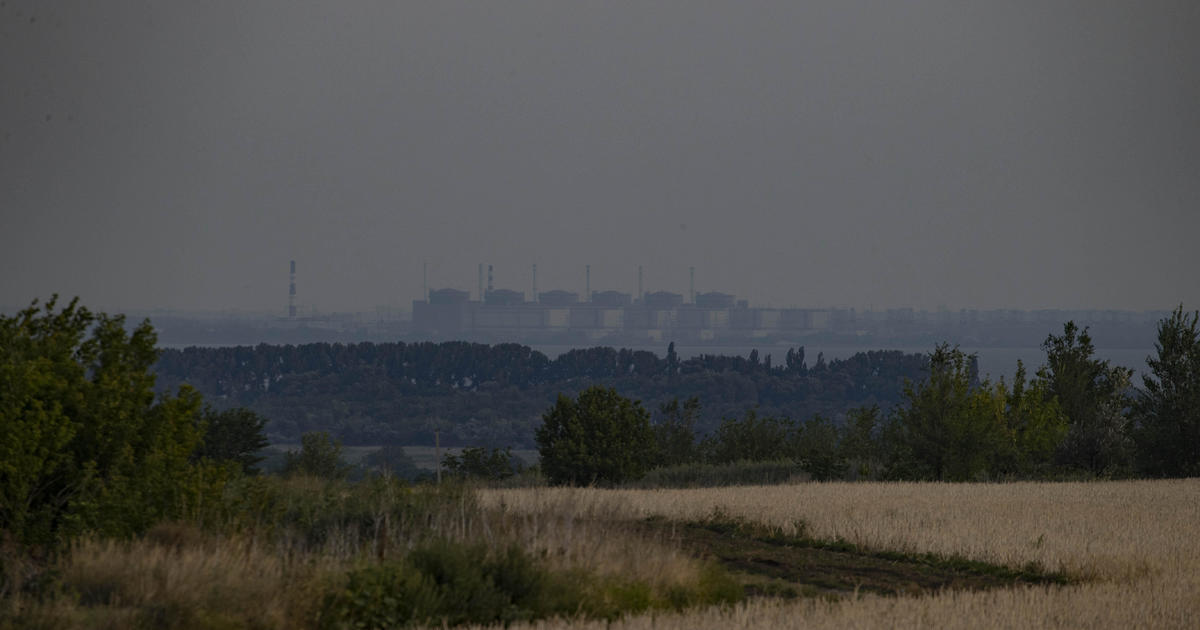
412;264;833;342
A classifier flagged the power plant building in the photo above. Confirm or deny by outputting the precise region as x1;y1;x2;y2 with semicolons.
413;286;832;342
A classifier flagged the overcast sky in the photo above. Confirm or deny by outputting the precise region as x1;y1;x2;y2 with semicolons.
2;1;1197;314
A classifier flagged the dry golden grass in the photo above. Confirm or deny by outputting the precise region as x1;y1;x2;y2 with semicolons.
4;485;711;629
498;506;703;588
51;526;328;629
482;479;1200;629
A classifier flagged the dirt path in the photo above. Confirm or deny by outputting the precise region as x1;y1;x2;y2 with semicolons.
640;517;1071;599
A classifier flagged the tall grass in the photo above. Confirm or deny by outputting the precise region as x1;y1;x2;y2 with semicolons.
626;460;809;489
1;475;736;629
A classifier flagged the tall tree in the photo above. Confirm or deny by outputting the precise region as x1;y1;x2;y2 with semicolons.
283;431;350;479
995;361;1068;477
700;409;795;465
1038;322;1134;475
654;397;701;467
194;406;270;474
1133;306;1200;477
889;344;1004;481
535;387;656;485
839;406;884;480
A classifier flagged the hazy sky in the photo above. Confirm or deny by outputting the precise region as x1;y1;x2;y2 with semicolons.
2;1;1197;314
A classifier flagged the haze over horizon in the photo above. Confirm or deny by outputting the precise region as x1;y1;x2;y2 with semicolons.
3;2;1198;315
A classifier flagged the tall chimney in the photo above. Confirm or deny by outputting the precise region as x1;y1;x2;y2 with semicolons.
637;265;643;303
478;263;484;302
288;260;297;318
585;265;591;302
487;264;494;295
532;264;538;303
690;266;695;304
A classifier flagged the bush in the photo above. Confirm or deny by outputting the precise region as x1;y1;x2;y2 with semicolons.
441;447;523;482
193;406;270;474
319;539;741;629
536;387;656;486
0;297;207;546
320;542;563;628
283;432;350;480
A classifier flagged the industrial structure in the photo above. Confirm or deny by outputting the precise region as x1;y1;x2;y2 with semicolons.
412;265;832;342
288;260;297;318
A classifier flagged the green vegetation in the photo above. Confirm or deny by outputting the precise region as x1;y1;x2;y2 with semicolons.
1132;306;1200;477
441;446;523;482
153;342;931;448
0;297;212;547
283;432;352;480
194;406;270;474
531;310;1200;485
1039;322;1134;475
536;387;657;485
887;345;1067;481
4;296;1200;628
320;540;740;629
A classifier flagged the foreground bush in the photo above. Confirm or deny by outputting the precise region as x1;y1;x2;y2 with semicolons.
320;540;740;629
0;297;212;547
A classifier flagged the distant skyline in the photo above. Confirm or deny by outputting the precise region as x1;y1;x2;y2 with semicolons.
3;2;1198;314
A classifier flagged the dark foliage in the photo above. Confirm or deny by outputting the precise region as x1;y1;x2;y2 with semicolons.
536;387;657;486
1;297;207;546
154;342;929;449
1039;323;1134;475
283;432;351;479
1133;306;1200;477
442;447;523;482
194;406;270;474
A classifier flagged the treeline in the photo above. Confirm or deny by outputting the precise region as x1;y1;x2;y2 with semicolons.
154;340;932;448
531;309;1200;484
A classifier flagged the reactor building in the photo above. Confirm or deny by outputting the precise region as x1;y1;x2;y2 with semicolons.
412;267;832;342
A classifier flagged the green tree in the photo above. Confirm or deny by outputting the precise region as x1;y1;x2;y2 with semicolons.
442;446;523;481
1133;306;1200;477
653;397;700;467
194;406;270;474
889;345;1004;481
283;431;350;479
0;297;206;546
839;406;884;480
995;362;1068;477
700;409;794;465
363;444;428;480
1039;322;1134;475
791;414;846;481
535;387;656;485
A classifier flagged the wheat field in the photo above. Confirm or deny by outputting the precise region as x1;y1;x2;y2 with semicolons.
480;480;1200;629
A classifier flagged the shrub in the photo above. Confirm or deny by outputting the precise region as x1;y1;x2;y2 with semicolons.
320;542;564;628
283;432;350;480
536;387;656;486
442;446;523;482
0;297;206;546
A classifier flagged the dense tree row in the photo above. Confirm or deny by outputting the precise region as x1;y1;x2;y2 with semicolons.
154;340;932;448
536;308;1198;484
